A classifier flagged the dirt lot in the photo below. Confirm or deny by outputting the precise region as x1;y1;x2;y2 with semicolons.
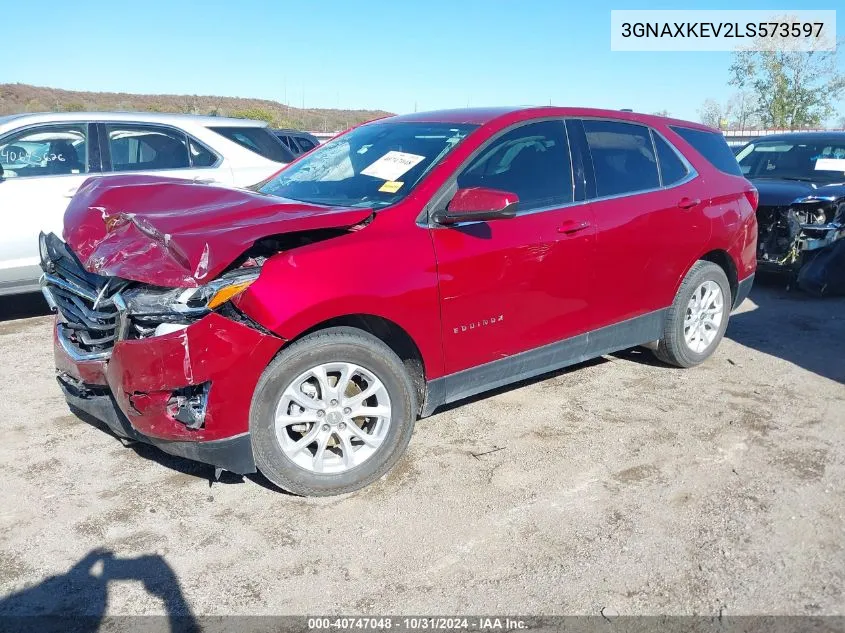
0;280;843;619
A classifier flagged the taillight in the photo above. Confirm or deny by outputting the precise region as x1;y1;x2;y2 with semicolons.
744;187;759;211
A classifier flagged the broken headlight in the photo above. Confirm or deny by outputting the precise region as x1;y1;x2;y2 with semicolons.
123;269;260;338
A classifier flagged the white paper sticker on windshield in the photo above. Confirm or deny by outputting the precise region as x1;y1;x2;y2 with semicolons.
361;151;425;181
815;158;845;172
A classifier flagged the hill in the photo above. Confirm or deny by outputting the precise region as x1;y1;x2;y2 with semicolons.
0;83;393;132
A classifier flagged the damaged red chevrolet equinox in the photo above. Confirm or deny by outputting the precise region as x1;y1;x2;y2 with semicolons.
42;107;757;496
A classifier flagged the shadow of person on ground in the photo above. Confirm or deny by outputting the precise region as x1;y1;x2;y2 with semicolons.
725;276;845;384
0;549;199;633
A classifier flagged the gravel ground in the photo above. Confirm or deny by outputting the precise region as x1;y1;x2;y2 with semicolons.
0;280;843;620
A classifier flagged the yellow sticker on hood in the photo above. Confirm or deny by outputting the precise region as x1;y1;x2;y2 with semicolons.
378;181;404;193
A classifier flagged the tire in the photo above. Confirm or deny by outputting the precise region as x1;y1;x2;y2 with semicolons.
653;261;732;368
250;326;417;496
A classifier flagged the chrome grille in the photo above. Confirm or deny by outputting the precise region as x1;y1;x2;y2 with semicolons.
40;233;128;358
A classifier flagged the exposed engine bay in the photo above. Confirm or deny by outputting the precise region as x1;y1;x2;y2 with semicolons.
757;198;845;268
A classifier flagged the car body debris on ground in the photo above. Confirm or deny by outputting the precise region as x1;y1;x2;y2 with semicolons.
0;281;843;618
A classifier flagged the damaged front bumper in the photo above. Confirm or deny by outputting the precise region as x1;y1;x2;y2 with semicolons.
41;231;285;473
759;221;844;271
58;374;255;474
51;311;283;475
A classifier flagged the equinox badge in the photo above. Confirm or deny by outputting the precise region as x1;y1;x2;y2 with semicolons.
453;315;504;334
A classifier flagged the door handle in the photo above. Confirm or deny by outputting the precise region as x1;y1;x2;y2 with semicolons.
63;187;79;198
677;197;701;210
557;220;591;235
192;176;217;184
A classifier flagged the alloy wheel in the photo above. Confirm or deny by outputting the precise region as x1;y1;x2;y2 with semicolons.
274;362;392;474
684;280;724;353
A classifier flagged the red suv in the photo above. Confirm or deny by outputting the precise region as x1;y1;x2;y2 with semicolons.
42;107;757;496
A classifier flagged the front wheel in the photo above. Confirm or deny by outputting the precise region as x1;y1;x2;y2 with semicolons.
653;261;731;368
250;327;417;496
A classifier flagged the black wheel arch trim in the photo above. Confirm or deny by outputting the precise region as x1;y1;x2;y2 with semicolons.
732;273;755;311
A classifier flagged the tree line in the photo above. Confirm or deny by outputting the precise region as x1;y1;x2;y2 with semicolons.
0;84;391;132
699;37;845;130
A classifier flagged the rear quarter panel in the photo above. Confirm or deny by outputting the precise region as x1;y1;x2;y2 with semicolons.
659;123;758;293
710;183;758;282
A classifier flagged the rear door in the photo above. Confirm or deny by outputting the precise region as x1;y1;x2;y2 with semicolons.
580;118;710;327
0;122;96;290
431;119;595;374
100;122;233;186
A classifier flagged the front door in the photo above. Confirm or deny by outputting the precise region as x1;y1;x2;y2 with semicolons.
430;119;595;375
0;123;94;290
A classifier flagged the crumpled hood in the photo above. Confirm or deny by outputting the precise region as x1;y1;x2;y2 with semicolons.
63;175;373;287
751;177;845;207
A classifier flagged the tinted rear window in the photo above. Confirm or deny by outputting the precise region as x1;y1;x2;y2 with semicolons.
671;126;742;176
210;126;294;163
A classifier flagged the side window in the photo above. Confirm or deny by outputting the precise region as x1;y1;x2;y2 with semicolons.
297;137;316;152
670;126;743;177
457;120;573;211
653;132;689;186
582;120;659;197
209;126;295;163
105;124;190;172
0;125;87;178
278;135;296;151
189;139;218;167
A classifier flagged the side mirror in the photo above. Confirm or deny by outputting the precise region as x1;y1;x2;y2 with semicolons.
435;187;519;224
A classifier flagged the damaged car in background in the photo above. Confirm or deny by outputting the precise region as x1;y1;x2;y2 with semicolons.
42;107;757;496
736;132;845;296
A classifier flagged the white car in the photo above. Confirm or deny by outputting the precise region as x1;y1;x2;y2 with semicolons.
0;112;294;295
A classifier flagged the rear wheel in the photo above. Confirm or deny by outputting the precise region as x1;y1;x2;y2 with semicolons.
250;327;417;496
653;261;731;368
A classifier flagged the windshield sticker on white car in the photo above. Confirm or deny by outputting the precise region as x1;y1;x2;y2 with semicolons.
361;151;425;181
815;158;845;172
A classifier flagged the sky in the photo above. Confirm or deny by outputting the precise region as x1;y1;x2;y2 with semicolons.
4;0;844;123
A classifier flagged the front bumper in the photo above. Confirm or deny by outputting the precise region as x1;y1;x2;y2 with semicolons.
54;311;284;473
59;376;256;473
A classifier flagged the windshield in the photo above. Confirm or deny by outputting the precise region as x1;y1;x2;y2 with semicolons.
259;121;477;208
736;139;845;182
